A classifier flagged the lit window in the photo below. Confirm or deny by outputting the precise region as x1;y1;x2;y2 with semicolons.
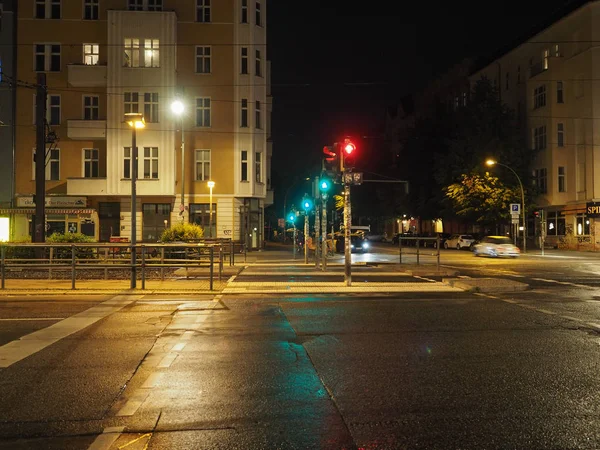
83;43;99;65
144;39;159;67
123;38;140;67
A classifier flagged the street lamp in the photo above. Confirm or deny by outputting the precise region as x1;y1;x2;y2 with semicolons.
124;112;145;289
171;100;185;221
486;159;526;253
207;180;215;238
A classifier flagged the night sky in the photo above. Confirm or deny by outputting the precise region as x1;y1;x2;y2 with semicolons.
267;0;578;215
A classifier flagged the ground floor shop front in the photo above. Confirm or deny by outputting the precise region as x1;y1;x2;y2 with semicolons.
2;195;266;250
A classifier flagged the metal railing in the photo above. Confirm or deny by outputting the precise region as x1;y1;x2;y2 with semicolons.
0;242;235;291
397;236;441;269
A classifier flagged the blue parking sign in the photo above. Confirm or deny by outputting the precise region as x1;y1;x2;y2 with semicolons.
510;203;520;213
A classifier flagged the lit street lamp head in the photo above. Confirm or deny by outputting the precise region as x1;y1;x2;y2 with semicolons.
485;159;497;167
207;180;215;189
171;100;185;115
124;113;145;129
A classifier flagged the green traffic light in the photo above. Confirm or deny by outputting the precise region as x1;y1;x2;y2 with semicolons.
319;180;331;192
288;213;295;222
302;199;313;211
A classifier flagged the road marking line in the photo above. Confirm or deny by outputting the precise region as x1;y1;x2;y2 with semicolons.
0;318;65;321
87;426;125;450
116;390;150;417
141;372;163;389
0;295;141;368
118;433;152;449
532;278;558;283
586;322;600;329
181;330;195;340
535;309;557;315
508;274;526;278
157;353;178;368
458;275;471;279
501;299;518;303
227;275;237;283
172;342;187;352
413;276;437;283
560;315;584;322
474;293;488;297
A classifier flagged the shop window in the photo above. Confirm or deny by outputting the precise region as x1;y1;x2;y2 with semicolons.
576;213;590;236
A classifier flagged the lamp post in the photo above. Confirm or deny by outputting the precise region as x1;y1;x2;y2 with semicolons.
486;159;526;253
207;180;215;238
125;112;145;289
171;100;185;221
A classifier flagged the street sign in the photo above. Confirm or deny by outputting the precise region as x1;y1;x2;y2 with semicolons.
343;172;363;185
510;203;520;214
278;218;284;228
512;217;519;224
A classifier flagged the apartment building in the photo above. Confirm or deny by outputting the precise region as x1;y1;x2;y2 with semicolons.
0;0;16;241
3;0;272;249
471;0;600;250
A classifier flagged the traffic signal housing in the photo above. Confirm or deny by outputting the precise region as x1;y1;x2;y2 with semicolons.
323;144;339;174
288;213;296;223
342;138;357;169
302;197;313;212
319;178;331;193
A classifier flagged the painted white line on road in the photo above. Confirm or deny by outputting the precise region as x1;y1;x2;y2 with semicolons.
0;295;141;368
586;322;600;330
535;309;557;315
0;318;65;321
172;342;187;352
532;278;559;283
559;315;584;322
181;330;195;340
227;275;237;283
413;276;437;283
501;299;518;303
141;372;163;389
157;353;178;368
458;275;472;279
474;293;488;297
87;426;125;450
508;274;526;278
116;389;150;416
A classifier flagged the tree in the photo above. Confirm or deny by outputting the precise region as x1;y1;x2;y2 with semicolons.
445;173;520;227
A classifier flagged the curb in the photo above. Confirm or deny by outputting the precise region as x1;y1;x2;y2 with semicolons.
443;277;529;293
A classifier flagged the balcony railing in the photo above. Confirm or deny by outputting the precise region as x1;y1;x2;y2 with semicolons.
67;64;107;87
67;120;107;140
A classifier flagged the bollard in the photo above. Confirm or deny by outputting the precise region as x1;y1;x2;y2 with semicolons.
71;245;76;290
209;246;214;291
1;245;5;290
416;239;420;265
219;245;223;281
141;246;146;290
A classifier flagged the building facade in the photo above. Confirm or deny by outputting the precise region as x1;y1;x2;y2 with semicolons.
5;0;272;248
470;0;600;250
0;0;16;240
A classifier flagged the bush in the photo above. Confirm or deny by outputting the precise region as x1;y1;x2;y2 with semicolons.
160;223;204;243
47;232;96;259
4;236;34;260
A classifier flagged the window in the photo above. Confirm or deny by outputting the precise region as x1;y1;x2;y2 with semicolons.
147;0;163;11
241;0;248;23
83;43;99;65
554;44;560;57
195;149;211;181
123;38;140;67
190;203;216;237
123;147;131;179
557;81;564;103
241;150;248;181
84;95;99;120
128;0;143;10
124;92;139;114
83;0;98;20
505;72;509;90
84;149;99;178
546;211;566;236
143;93;159;123
533;125;546;150
49;95;60;125
255;1;262;26
534;168;547;194
533;85;546;109
255;100;261;129
34;148;60;180
34;44;61;72
143;147;158;179
35;0;60;19
241;99;248;127
255;50;262;76
576;213;590;236
557;123;564;147
241;47;248;74
33;94;60;125
195;46;211;73
196;0;211;22
195;97;211;127
543;48;549;70
144;39;159;67
255;151;262;182
558;166;566;192
143;203;171;242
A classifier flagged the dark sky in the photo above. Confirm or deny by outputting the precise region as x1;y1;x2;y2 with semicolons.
267;0;579;213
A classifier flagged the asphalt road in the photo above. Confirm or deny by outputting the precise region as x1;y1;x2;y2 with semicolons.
3;249;600;448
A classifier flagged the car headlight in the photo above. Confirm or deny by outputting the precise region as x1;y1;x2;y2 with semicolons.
362;242;369;248
350;244;355;249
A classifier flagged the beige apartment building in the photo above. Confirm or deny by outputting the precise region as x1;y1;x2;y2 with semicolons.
6;0;272;248
471;0;600;250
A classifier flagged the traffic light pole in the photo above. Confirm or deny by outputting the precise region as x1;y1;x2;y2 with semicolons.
321;194;327;271
343;181;352;286
293;223;297;260
304;214;309;264
314;202;320;269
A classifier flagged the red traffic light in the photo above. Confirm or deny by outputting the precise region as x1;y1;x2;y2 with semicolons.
344;142;355;154
323;146;336;157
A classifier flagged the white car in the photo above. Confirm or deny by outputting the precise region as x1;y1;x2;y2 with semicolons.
444;234;475;250
473;236;520;258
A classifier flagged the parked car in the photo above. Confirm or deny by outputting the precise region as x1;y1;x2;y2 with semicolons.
444;234;475;250
422;232;450;248
472;236;520;258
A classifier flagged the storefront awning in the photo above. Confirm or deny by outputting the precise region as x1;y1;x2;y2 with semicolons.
0;208;95;215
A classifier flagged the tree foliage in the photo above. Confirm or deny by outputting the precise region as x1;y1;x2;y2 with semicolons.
160;222;204;242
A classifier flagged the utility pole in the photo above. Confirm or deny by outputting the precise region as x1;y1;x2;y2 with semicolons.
34;73;47;243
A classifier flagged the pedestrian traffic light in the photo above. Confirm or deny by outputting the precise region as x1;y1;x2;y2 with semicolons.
323;145;339;173
319;178;331;193
288;213;296;222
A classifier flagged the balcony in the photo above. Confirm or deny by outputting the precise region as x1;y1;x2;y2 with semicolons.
68;64;107;87
67;178;107;196
67;120;107;140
